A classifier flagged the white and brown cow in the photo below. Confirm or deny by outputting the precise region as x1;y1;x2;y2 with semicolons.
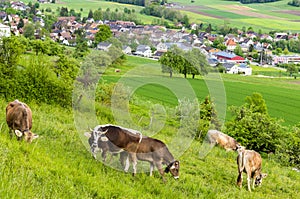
88;124;180;181
6;100;38;143
207;129;240;151
84;130;128;168
237;146;267;192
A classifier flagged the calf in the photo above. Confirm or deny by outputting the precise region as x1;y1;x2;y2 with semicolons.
6;100;38;143
90;124;180;181
207;129;239;151
237;146;267;192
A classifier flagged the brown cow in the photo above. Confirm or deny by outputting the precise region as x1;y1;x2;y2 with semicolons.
6;100;38;143
88;124;179;181
237;146;267;192
207;129;240;151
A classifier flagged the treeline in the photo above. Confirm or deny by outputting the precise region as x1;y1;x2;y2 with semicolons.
104;0;167;6
83;7;141;24
288;0;300;7
104;0;146;6
232;0;280;3
140;4;189;27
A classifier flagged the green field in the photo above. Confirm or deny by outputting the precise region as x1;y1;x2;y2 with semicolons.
173;0;300;32
21;0;300;32
103;56;300;126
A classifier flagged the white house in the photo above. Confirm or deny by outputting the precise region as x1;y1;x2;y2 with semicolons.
0;23;11;37
135;45;152;57
238;63;252;75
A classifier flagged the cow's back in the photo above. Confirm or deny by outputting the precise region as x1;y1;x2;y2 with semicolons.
6;100;32;131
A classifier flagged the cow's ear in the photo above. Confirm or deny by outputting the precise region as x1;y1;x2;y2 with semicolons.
32;134;39;140
15;130;23;137
100;136;109;142
84;132;91;138
262;173;267;178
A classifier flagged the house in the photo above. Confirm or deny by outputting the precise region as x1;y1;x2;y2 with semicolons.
135;45;152;57
214;51;245;63
273;55;300;65
152;51;165;60
0;23;11;37
225;39;237;51
238;63;252;75
97;42;112;51
122;46;132;54
223;63;238;74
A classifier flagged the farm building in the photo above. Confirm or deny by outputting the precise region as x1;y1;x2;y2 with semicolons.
273;55;300;65
213;51;245;63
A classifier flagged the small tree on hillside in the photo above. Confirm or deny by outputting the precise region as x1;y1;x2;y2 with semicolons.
225;92;284;154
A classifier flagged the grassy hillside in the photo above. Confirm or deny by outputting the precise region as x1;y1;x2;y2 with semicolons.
0;97;299;198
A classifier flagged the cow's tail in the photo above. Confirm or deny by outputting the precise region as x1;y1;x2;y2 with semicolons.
237;151;245;173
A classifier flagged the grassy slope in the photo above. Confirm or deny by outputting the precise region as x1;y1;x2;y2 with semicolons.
0;98;299;198
1;56;300;197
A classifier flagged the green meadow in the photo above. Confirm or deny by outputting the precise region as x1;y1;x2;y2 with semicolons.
1;55;300;198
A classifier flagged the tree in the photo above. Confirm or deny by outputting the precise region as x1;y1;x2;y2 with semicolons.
93;9;103;21
31;39;48;55
94;25;112;45
88;9;93;18
226;93;284;154
283;47;289;55
234;44;244;57
23;23;35;39
287;64;298;76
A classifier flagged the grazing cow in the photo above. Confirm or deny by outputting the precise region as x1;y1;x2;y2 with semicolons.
207;129;240;151
6;100;38;143
236;146;267;192
89;124;180;181
84;131;128;167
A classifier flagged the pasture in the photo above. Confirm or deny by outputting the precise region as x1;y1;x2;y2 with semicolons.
0;98;299;198
1;55;300;198
104;56;300;126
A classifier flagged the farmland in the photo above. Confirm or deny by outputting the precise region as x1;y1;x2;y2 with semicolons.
22;0;300;31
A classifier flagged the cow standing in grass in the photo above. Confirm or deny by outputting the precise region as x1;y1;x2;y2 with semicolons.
87;124;180;181
6;100;39;143
207;130;240;151
237;146;267;192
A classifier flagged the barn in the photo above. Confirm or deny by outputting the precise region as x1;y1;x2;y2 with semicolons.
214;51;245;63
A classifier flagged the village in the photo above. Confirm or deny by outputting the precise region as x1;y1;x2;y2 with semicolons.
1;1;300;76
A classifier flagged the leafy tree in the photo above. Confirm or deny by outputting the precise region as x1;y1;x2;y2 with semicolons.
234;44;244;57
94;25;112;45
23;23;35;39
93;9;103;21
283;47;289;55
198;96;222;139
226;93;284;154
31;39;48;55
286;64;298;76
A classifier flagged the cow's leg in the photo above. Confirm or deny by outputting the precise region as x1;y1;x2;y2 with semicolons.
237;171;243;188
149;162;154;176
124;156;130;173
101;150;107;162
119;152;128;169
154;161;166;182
131;154;138;176
246;173;252;192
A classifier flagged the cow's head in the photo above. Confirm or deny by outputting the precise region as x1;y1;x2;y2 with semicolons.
164;160;180;179
84;127;108;159
15;130;38;143
255;173;267;186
